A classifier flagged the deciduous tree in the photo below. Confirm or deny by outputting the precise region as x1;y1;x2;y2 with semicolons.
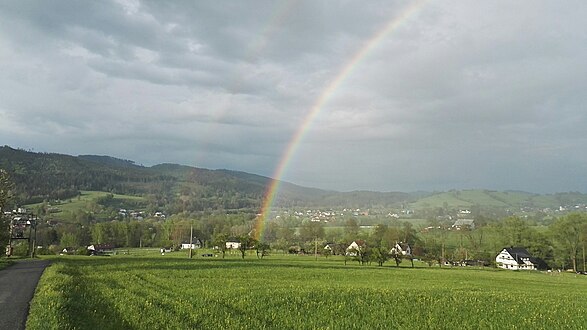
0;169;14;254
212;233;228;258
238;235;256;259
255;241;270;259
551;213;587;272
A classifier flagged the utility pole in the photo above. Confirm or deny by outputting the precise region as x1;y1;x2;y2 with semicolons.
188;225;193;259
441;242;445;264
30;215;37;258
314;236;318;261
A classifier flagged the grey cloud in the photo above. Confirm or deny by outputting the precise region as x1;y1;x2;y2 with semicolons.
1;1;587;193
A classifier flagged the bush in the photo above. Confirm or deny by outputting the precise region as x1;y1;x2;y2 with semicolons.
36;246;53;255
48;244;60;255
12;242;29;256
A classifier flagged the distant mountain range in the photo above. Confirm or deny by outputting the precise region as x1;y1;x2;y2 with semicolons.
1;146;586;214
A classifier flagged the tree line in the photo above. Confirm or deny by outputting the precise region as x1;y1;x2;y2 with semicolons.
2;165;587;271
4;206;586;272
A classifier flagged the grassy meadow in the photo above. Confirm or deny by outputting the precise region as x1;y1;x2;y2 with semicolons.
27;252;587;329
26;190;146;222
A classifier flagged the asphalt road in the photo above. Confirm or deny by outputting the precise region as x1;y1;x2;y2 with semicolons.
0;259;50;330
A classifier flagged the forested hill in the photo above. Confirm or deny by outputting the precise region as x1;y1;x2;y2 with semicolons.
3;146;586;214
0;146;174;204
0;146;412;211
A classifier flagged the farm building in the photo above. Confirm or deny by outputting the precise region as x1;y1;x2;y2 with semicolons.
226;240;241;249
495;247;547;270
60;247;76;255
181;238;203;250
390;242;411;256
451;219;475;230
87;243;114;256
346;240;366;256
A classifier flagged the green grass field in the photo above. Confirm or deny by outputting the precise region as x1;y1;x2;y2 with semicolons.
27;252;587;329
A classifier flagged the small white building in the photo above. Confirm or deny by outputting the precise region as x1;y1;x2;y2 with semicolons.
180;238;202;250
226;241;241;249
496;247;540;270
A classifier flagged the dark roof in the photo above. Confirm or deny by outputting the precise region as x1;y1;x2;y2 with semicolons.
504;247;533;264
181;239;202;244
90;243;114;250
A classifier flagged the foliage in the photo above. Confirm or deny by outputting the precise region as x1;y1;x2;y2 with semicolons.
238;235;257;259
371;246;390;266
59;232;79;249
0;168;14;210
298;221;325;242
211;233;228;258
0;169;14;255
551;213;587;271
255;241;270;259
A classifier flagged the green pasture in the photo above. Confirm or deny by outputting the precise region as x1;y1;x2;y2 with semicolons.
25;191;146;222
28;253;587;329
410;191;474;209
409;190;572;212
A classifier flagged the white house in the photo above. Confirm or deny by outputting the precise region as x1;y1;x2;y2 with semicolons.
87;243;115;255
181;240;202;250
323;242;337;252
496;247;540;270
390;242;411;256
346;240;366;256
226;241;241;249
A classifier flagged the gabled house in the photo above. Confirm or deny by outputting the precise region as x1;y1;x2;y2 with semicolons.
346;240;366;256
87;243;115;256
323;242;336;252
181;238;203;250
324;242;343;255
451;219;475;230
390;242;411;256
496;247;546;270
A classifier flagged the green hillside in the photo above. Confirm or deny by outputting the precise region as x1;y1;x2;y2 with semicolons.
2;146;587;216
410;189;587;211
26;191;147;222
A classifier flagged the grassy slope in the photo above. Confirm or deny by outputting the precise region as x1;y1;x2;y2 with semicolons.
25;191;146;222
410;191;475;209
27;254;587;329
409;190;570;210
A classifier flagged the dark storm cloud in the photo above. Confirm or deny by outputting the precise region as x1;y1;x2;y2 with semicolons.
1;0;586;193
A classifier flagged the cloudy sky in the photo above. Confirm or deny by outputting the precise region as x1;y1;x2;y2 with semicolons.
1;1;586;193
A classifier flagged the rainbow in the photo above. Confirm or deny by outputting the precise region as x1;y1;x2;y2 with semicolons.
254;1;428;240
